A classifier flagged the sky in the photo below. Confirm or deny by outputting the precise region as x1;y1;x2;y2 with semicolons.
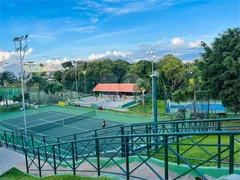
0;0;239;65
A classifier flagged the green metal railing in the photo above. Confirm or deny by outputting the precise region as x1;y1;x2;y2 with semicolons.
24;131;240;180
0;118;239;179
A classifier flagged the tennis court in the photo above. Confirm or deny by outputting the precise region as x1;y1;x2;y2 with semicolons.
0;106;123;139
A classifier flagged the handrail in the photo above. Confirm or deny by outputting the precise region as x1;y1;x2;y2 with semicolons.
25;130;240;149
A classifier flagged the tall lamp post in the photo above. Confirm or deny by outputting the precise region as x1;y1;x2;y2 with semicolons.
13;35;28;137
82;71;87;95
72;61;78;100
92;82;95;96
146;50;158;117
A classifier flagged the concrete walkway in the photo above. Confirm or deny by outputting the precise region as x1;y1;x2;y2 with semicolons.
0;147;25;176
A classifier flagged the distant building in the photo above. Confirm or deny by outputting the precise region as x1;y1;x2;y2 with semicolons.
23;62;48;74
0;63;22;77
93;83;140;96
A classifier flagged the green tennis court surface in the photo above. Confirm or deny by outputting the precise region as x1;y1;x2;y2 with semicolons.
0;106;123;138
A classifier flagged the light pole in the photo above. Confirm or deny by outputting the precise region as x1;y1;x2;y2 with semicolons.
82;71;87;95
13;35;28;137
146;51;158;75
92;82;95;96
146;50;158;117
72;61;78;100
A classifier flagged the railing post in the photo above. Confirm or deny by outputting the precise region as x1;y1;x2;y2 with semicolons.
37;147;42;177
71;142;76;175
53;145;57;175
217;121;221;168
125;135;130;180
12;132;16;150
121;127;125;157
4;131;8;148
31;135;35;155
74;134;78;161
229;134;234;174
95;138;100;176
57;138;61;161
176;123;180;165
43;136;47;158
21;134;25;153
164;135;169;180
146;125;150;158
131;126;134;154
24;148;29;173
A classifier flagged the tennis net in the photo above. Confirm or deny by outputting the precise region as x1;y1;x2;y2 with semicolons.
17;110;96;134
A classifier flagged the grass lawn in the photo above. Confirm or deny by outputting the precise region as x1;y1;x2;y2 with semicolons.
129;99;166;114
0;168;116;180
149;135;240;167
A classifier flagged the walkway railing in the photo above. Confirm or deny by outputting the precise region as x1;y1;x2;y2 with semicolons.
1;118;239;153
24;131;240;180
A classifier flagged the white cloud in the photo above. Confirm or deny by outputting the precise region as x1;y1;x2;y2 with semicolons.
188;40;202;48
0;48;34;64
25;48;34;56
90;17;99;23
46;57;70;71
87;51;133;61
76;27;147;42
74;0;194;17
65;26;97;33
171;37;184;46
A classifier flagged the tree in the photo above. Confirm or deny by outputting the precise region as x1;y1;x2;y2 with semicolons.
160;54;186;96
26;76;47;104
53;71;63;83
136;78;150;108
61;61;73;69
44;82;63;103
0;71;17;107
199;28;240;113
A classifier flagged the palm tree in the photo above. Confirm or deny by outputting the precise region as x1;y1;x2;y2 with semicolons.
136;78;150;109
44;82;63;104
0;71;17;107
26;76;47;104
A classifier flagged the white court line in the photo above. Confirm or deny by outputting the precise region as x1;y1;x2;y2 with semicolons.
39;118;87;131
15;113;65;126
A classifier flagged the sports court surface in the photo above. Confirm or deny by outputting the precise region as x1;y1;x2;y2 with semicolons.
0;106;124;139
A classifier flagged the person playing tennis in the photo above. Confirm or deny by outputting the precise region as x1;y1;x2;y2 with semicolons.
102;119;106;134
34;102;39;113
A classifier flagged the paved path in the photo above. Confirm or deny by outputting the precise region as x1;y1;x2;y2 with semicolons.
0;147;25;176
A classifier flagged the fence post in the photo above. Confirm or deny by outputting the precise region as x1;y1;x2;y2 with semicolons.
74;134;78;161
125;135;130;180
72;142;76;175
121;127;125;157
57;138;61;161
176;123;180;165
43;136;47;158
31;135;35;155
4;131;8;148
21;134;25;153
95;138;100;176
146;125;150;158
131;126;134;154
53;145;57;175
229;134;234;174
12;132;16;150
24;148;29;173
217;121;221;168
37;147;42;177
164;135;169;180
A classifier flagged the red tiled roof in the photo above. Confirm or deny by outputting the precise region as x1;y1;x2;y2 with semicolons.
93;83;140;92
